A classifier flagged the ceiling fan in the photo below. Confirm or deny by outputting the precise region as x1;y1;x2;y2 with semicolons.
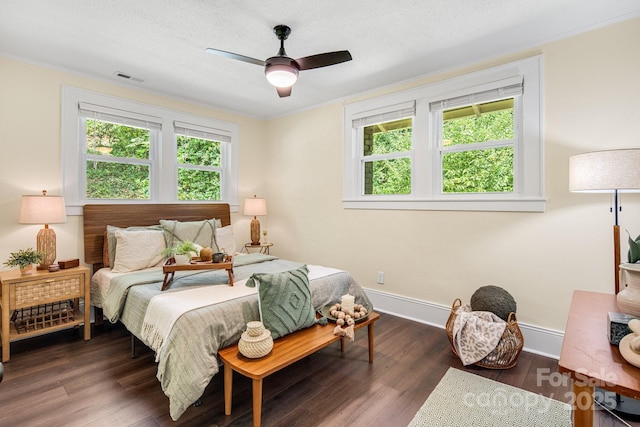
205;25;352;98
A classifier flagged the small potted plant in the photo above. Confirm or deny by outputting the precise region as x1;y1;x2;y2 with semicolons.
161;241;199;264
4;248;44;275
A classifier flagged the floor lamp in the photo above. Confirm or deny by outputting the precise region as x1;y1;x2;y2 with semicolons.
569;149;640;417
569;149;640;294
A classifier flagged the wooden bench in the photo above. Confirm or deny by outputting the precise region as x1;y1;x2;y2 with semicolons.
218;311;380;427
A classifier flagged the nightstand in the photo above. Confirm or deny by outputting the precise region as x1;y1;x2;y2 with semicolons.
241;243;273;255
0;265;91;362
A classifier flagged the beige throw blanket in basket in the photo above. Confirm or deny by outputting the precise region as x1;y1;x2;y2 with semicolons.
452;304;507;366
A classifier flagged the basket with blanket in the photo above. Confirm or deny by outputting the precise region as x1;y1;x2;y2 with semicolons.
445;285;524;369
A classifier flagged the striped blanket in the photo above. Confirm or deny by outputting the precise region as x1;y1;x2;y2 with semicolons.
141;279;255;360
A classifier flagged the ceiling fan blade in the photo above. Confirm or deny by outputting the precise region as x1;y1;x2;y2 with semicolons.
276;86;292;98
295;50;352;71
205;48;265;66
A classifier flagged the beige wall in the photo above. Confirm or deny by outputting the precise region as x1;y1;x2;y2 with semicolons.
264;17;640;331
0;18;638;332
0;57;268;271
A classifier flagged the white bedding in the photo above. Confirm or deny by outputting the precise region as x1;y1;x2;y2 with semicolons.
90;253;252;308
90;255;372;420
90;266;161;308
139;264;346;361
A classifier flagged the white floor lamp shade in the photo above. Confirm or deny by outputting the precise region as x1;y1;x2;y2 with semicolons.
569;150;640;192
569;149;640;293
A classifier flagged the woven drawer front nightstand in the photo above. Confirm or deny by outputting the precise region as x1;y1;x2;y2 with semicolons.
0;266;91;362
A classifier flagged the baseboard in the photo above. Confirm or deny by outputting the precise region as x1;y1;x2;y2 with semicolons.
82;288;564;357
363;287;564;360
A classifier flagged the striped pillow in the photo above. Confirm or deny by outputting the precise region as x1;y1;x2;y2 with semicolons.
160;219;220;252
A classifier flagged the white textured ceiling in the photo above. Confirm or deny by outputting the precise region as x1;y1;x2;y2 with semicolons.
1;1;639;119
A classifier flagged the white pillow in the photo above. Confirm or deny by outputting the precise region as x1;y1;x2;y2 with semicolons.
215;225;237;255
112;229;167;273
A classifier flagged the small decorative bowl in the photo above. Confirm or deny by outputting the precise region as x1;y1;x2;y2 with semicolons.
48;264;60;272
212;252;225;263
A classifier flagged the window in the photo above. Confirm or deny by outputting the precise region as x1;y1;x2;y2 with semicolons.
81;104;159;200
353;102;415;195
174;121;229;201
343;56;543;212
364;118;412;195
432;81;522;195
62;87;239;215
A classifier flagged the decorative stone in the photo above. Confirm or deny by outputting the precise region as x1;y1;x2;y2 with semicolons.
470;285;516;321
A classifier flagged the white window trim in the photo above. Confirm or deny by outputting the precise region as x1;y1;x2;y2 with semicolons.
343;56;544;212
61;86;239;215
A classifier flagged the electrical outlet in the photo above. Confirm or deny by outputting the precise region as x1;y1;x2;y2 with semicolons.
377;271;384;284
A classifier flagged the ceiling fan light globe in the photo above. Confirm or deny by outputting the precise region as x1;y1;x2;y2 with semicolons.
265;64;298;88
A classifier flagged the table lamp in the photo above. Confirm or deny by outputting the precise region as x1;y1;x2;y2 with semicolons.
18;190;67;269
243;195;267;245
569;149;640;293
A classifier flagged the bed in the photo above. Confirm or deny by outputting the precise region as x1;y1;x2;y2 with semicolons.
83;203;372;421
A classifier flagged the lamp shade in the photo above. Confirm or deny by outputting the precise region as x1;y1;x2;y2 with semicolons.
243;197;267;217
569;149;640;192
265;64;298;88
18;192;67;225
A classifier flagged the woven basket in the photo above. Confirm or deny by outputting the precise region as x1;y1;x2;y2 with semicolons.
238;321;273;358
445;298;524;369
11;300;75;334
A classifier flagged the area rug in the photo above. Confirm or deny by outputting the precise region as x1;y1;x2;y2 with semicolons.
408;368;572;427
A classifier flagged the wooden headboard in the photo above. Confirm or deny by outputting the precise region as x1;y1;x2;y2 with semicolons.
83;203;231;268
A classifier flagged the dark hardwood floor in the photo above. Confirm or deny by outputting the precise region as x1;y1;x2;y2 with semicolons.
0;313;637;426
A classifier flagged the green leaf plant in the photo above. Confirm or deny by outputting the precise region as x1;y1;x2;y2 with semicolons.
160;240;199;258
627;230;640;264
4;248;44;268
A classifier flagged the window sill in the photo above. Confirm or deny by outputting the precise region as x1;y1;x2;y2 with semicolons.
342;197;546;213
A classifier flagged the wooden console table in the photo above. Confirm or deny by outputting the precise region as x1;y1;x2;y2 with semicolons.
559;290;640;426
218;312;379;427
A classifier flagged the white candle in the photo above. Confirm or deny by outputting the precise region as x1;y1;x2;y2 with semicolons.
341;294;355;313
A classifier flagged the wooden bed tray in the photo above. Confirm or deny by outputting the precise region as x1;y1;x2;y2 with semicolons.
162;258;234;290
